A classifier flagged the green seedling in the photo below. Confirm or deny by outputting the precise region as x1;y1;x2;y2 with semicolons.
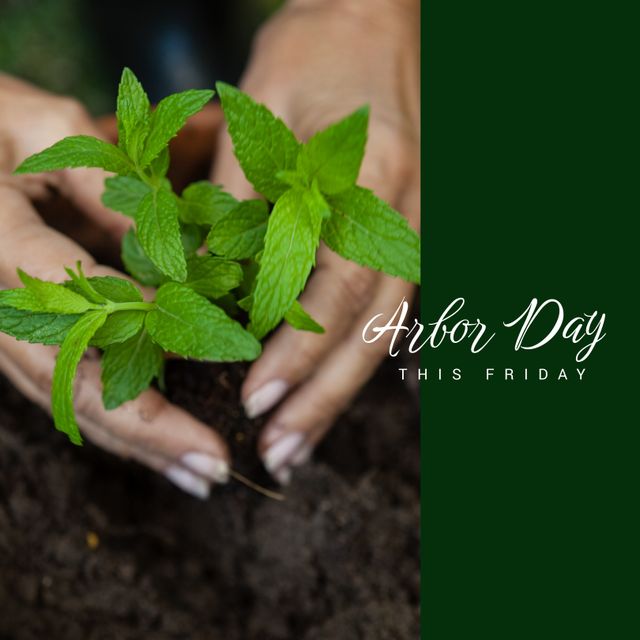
0;68;420;445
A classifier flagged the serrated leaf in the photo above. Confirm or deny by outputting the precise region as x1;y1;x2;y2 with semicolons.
102;176;151;218
184;255;243;299
285;300;325;334
121;229;166;287
217;83;300;201
101;330;163;409
0;305;80;345
179;181;238;226
324;186;420;284
146;283;260;361
296;107;369;195
140;89;215;167
14;136;132;175
51;310;108;444
250;188;324;339
91;311;145;349
151;146;170;178
207;199;268;259
137;188;187;281
116;67;151;162
0;271;98;314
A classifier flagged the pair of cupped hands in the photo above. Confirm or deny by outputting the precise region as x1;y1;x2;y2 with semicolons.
0;0;419;497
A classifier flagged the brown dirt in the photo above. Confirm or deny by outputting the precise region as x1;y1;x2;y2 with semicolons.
0;358;419;639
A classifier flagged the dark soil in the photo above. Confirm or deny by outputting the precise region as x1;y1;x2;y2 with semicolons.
0;358;419;640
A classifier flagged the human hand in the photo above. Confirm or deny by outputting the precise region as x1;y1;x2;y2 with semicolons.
0;79;230;498
212;0;420;483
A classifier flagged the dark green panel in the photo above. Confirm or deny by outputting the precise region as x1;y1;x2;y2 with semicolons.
422;1;638;638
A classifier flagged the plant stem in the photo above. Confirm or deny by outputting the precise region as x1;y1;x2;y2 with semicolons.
229;469;285;501
106;301;155;314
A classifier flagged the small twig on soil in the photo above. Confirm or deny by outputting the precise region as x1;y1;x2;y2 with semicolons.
229;469;285;501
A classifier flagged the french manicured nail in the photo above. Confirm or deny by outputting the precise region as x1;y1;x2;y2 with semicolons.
273;444;312;486
181;452;229;484
165;465;210;499
289;442;313;467
274;466;292;486
244;379;289;419
263;432;305;473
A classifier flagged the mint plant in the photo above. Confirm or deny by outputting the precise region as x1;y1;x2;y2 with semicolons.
0;68;420;446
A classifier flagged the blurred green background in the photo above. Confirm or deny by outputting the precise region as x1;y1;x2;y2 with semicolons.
0;0;110;112
0;0;283;114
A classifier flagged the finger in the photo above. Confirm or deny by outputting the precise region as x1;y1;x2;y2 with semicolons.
242;247;379;417
0;344;169;473
258;276;416;484
3;94;131;244
241;152;400;419
256;159;421;483
0;185;110;285
0;336;230;499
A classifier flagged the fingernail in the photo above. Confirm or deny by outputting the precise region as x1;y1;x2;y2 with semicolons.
165;466;210;499
272;444;312;486
181;452;229;484
263;432;305;473
274;466;292;486
289;442;313;467
244;379;289;419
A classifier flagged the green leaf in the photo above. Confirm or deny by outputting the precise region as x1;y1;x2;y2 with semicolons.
179;181;238;226
91;311;145;349
66;275;143;303
51;310;108;444
146;283;261;361
121;229;166;287
184;255;243;299
14;136;132;175
207;199;268;259
297;107;369;195
0;305;80;345
140;89;215;167
216;83;301;201
64;262;107;305
276;170;307;189
116;67;151;162
250;188;324;339
151;146;170;178
136;188;187;281
102;176;151;218
181;224;205;256
285;300;325;334
85;276;143;303
0;271;98;314
324;186;421;284
101;330;163;409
